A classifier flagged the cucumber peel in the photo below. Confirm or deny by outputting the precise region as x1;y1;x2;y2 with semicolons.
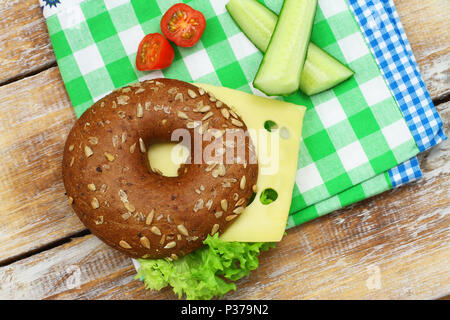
226;0;354;96
300;43;354;95
253;0;318;96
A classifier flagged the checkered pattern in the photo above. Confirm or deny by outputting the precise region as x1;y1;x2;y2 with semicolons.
287;170;392;227
277;0;419;212
348;0;447;152
388;157;422;187
45;0;421;228
288;0;435;224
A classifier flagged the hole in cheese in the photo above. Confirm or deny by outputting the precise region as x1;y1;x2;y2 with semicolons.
280;127;290;139
264;120;278;132
260;188;278;205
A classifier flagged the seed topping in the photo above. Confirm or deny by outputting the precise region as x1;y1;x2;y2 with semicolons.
137;103;144;118
174;92;184;102
177;224;189;237
146;209;155;225
193;199;204;212
168;87;177;94
233;206;244;214
187;89;197;99
139;138;146;153
177;111;189;119
150;226;161;236
121;212;131;220
119;240;132;249
84;146;94;157
231;118;244;127
202;111;213;121
104;152;115;162
160;234;166;245
206;199;213;210
140;236;151;249
211;224;220;236
91;197;100;209
112;135;119;148
221;108;230;119
186;121;200;129
221;199;228;211
88;137;98;145
164;241;177;249
99;184;107;193
226;215;238;221
240;175;246;190
94;216;104;225
124;202;135;212
117;95;130;105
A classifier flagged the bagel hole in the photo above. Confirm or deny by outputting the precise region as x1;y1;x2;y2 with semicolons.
260;188;278;205
147;142;190;177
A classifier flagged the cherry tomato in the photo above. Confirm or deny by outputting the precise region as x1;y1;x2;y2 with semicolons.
160;3;206;47
136;33;175;71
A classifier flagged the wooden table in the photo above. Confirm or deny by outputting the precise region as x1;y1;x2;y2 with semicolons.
0;0;448;300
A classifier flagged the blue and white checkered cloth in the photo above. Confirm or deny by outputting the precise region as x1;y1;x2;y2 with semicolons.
348;0;447;188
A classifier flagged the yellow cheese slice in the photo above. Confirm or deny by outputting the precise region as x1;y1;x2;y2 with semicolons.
147;85;306;242
196;84;305;242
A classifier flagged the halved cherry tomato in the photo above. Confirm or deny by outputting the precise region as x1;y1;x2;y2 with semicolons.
136;33;175;71
160;3;206;48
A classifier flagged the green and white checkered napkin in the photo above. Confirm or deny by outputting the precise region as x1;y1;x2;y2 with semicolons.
44;0;419;228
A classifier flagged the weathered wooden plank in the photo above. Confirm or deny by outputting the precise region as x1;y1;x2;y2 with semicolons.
0;67;83;263
0;0;55;85
394;0;450;100
0;0;448;99
0;101;448;300
0;0;448;299
0;2;449;263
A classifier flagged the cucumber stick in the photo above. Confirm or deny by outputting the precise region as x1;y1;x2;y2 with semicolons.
253;0;317;96
300;43;354;95
226;0;278;53
226;0;354;96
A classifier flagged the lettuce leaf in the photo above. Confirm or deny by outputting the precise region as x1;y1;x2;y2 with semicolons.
135;234;275;300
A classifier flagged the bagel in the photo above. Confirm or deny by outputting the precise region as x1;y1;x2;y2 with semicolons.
62;78;258;259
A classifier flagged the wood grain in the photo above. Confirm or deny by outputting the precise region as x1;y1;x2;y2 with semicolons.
0;0;448;100
0;67;82;263
0;0;55;85
0;0;448;300
0;101;448;300
0;0;448;263
395;0;450;100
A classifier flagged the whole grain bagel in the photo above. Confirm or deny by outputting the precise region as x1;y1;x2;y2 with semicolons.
62;78;258;259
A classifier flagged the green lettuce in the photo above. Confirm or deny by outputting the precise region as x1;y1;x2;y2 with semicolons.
135;233;275;300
